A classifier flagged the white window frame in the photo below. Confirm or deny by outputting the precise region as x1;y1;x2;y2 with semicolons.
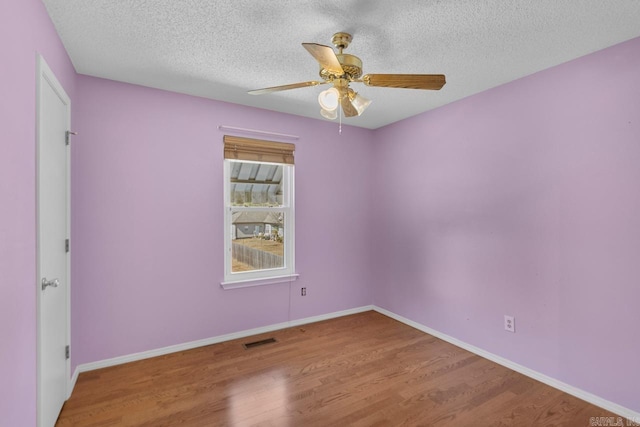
221;159;296;289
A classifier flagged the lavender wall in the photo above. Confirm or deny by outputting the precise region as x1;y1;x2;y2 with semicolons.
0;0;77;424
371;36;640;412
71;75;374;369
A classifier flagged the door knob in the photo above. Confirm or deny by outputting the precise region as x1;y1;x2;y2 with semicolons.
42;277;60;291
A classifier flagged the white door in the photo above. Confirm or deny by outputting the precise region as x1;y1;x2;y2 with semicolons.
37;55;71;427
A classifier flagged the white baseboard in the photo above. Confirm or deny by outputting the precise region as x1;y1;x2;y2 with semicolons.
373;306;640;421
68;366;79;399
71;305;373;382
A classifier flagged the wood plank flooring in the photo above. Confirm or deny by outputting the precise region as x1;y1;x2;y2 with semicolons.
57;311;618;426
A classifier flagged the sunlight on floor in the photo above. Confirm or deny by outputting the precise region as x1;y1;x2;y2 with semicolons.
229;369;290;425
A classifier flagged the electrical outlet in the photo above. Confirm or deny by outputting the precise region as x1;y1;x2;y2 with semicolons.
504;315;515;333
301;287;307;296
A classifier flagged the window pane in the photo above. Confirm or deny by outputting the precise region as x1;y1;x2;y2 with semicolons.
231;210;285;273
229;161;284;207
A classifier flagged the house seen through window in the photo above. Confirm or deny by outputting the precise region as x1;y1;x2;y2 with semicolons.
223;136;295;286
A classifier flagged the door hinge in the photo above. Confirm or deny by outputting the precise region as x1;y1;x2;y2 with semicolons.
65;130;77;146
65;238;70;253
65;345;70;360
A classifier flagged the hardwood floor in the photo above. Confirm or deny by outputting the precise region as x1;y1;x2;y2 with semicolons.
57;311;617;426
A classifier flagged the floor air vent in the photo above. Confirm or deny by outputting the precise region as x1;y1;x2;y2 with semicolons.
243;337;277;349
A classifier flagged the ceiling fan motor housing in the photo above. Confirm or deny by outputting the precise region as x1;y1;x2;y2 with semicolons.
319;53;363;81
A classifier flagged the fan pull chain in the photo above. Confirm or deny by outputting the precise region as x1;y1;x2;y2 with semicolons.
339;104;342;135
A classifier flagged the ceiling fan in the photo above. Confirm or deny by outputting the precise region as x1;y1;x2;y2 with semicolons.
248;32;446;120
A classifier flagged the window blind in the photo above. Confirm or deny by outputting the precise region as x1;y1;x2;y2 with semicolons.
224;135;295;165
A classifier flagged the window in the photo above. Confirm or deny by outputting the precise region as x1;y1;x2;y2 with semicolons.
222;136;295;287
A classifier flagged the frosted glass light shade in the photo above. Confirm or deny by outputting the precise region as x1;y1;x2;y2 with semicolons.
320;108;337;120
351;93;372;115
318;87;339;111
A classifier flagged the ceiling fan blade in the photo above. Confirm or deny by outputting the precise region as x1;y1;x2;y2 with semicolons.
302;43;344;75
362;74;446;90
248;81;325;95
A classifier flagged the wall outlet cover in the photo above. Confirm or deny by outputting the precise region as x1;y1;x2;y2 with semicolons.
504;315;515;333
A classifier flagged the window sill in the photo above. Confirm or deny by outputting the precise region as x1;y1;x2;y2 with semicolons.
220;274;299;290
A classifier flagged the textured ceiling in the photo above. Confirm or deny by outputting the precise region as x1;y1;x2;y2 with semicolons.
42;0;640;129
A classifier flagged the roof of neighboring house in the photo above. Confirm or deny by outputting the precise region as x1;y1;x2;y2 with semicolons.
232;211;282;225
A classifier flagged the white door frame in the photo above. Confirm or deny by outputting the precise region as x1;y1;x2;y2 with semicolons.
36;54;72;426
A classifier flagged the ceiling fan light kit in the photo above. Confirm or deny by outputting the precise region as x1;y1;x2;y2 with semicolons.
350;91;372;116
320;108;338;120
248;32;446;120
318;87;339;111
